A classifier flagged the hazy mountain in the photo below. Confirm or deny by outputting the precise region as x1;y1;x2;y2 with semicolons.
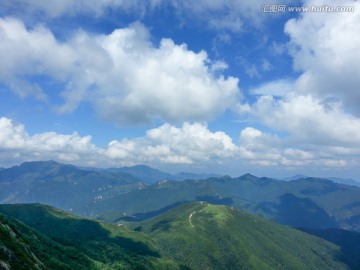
282;174;309;181
0;161;145;216
284;175;360;187
259;193;338;229
114;165;221;183
327;177;360;187
91;175;360;232
2;161;360;232
0;203;356;270
173;171;221;180
113;165;173;183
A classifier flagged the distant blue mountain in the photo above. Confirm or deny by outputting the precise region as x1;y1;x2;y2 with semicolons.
0;160;144;217
283;174;360;187
113;165;221;183
113;165;173;183
327;177;360;187
282;174;309;181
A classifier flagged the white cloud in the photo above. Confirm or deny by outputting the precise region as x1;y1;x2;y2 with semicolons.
0;117;238;167
237;0;360;169
238;124;356;168
285;0;360;115
0;117;99;165
0;18;240;125
104;122;238;164
250;94;360;147
1;116;358;171
0;117;27;149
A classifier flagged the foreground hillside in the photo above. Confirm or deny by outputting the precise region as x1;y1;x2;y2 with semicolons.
0;203;356;270
0;214;95;270
0;204;186;270
135;202;351;270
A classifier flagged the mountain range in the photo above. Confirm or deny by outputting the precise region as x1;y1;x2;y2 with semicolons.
1;160;360;269
1;203;358;270
283;175;360;187
107;164;220;183
1;161;360;232
92;175;360;232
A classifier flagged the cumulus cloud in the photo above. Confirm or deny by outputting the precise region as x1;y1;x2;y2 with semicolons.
285;0;360;115
0;117;99;166
250;94;360;147
1;0;359;173
0;18;240;125
238;124;358;168
104;122;238;165
1;116;358;170
0;117;239;167
237;0;360;168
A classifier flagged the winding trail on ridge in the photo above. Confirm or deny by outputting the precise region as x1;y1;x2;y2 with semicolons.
189;211;196;227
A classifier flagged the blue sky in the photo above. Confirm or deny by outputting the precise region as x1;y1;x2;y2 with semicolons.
0;0;359;179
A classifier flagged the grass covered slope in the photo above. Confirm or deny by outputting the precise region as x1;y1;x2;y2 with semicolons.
0;214;96;270
0;204;187;270
135;202;350;270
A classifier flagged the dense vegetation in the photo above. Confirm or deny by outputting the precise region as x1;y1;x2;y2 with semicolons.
0;204;186;269
0;161;145;218
1;203;357;270
1;161;360;269
92;174;360;232
135;202;350;270
0;214;95;270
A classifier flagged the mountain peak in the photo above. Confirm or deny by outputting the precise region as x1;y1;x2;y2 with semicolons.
238;173;259;180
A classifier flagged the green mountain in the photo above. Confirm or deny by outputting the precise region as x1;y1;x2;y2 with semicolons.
0;204;187;270
299;228;360;270
0;161;145;217
88;175;360;232
0;213;97;270
284;175;360;187
133;202;351;270
2;161;360;232
1;203;357;270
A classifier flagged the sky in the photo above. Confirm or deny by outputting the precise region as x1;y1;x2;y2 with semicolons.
0;0;359;179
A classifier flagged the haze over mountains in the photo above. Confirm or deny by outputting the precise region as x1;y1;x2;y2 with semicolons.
1;160;360;269
1;161;360;231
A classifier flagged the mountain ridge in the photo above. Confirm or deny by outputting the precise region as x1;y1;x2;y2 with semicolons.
1;161;360;232
0;203;356;270
133;202;352;270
